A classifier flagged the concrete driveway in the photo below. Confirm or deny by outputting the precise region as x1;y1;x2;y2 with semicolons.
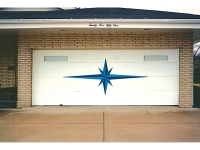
0;106;200;142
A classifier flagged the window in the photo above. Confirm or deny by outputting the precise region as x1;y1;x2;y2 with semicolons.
44;56;68;61
144;55;168;61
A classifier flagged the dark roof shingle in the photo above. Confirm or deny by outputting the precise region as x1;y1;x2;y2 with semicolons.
0;7;200;19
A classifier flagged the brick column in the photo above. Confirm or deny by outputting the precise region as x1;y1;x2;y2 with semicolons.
17;35;32;108
178;32;193;107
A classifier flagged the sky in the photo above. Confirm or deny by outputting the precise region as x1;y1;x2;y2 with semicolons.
1;0;200;15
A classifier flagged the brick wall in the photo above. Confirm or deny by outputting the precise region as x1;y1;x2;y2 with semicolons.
0;34;17;89
17;31;193;108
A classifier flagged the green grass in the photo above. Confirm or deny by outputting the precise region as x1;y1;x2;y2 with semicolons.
194;83;200;87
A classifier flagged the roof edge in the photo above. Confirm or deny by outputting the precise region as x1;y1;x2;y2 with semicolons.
1;19;200;23
1;19;200;29
0;7;62;11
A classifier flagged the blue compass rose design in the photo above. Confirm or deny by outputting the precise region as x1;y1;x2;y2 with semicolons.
63;59;147;95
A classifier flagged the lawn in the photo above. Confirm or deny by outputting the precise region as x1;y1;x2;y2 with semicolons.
194;83;200;87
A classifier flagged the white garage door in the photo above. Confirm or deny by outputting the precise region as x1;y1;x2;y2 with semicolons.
33;49;179;106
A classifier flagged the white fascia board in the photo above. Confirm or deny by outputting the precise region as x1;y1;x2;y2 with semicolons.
0;19;200;29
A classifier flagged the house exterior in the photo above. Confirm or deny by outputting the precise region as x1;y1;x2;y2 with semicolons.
0;7;200;108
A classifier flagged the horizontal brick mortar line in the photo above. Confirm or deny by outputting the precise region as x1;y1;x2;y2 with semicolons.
0;123;199;125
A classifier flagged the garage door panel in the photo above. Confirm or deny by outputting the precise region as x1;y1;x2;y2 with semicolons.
111;77;178;91
33;91;178;105
33;62;107;77
33;78;102;92
34;50;144;63
34;62;178;78
104;91;178;105
34;76;178;93
34;50;178;63
33;91;69;105
109;63;178;76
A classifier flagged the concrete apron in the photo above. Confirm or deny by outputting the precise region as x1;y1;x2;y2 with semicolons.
0;106;200;142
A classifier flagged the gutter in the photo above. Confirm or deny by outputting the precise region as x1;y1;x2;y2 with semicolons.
0;19;200;29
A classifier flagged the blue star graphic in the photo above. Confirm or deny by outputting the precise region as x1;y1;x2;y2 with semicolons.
63;59;147;95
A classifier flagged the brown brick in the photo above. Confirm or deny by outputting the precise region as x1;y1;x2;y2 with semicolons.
15;30;194;107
